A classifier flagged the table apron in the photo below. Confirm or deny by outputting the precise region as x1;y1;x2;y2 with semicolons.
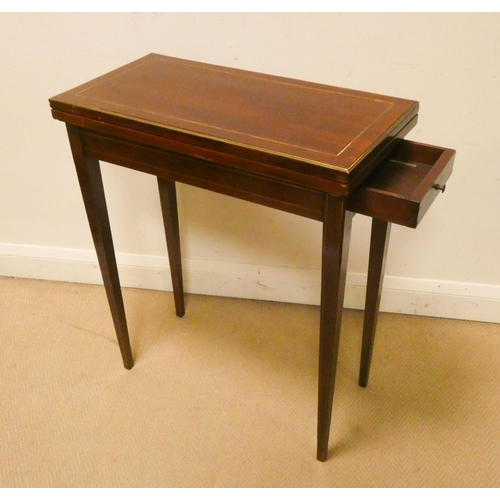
80;128;327;222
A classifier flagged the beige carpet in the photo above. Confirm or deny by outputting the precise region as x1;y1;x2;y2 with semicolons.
1;275;500;487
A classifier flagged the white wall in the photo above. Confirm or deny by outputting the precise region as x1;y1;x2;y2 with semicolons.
1;12;499;322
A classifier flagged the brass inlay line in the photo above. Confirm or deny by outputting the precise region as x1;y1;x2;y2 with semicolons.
73;57;395;159
77;56;395;105
55;101;350;172
54;99;417;173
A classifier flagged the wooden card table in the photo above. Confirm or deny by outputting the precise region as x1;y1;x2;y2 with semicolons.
49;54;453;461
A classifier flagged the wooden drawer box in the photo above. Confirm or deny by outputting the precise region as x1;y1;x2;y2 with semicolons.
348;140;455;228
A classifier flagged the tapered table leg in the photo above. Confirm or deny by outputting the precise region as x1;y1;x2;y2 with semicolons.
359;219;391;388
157;177;185;317
317;195;353;462
66;125;134;369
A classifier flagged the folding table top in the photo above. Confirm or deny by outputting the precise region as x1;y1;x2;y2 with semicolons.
50;53;419;186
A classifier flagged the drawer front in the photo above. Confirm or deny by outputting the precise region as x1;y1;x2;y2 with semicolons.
347;140;455;228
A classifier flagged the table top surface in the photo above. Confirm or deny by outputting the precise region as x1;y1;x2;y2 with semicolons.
49;53;418;176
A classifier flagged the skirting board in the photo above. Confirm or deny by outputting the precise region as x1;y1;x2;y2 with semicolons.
1;243;500;324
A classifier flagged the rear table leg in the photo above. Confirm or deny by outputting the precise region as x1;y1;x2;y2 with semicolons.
359;219;392;388
158;177;185;317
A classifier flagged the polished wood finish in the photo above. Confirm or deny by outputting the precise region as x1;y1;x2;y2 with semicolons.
49;54;456;461
317;198;353;461
359;219;391;388
157;178;185;318
348;140;455;228
77;128;326;221
66;124;134;370
50;53;419;192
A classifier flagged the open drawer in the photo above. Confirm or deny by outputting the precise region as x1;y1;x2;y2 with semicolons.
347;140;455;228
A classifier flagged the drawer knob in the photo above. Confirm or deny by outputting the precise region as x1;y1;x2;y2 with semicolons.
432;183;446;193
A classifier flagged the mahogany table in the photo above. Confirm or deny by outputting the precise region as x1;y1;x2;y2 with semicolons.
49;54;453;461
